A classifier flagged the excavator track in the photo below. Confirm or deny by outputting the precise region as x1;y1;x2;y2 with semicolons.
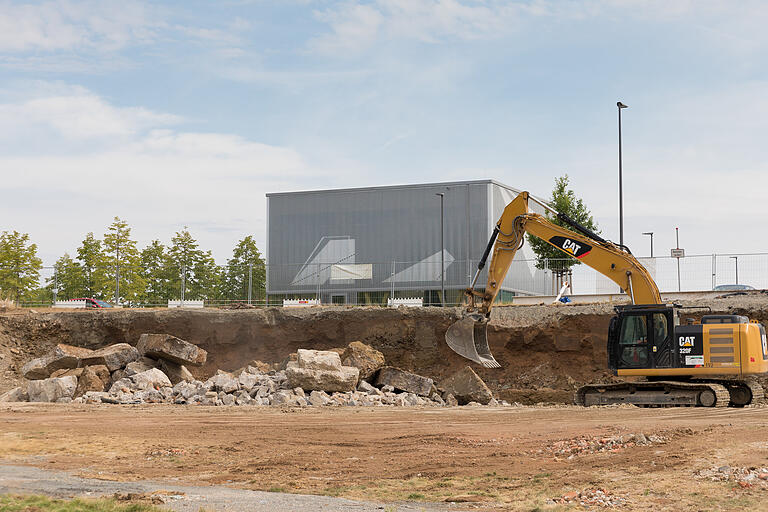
575;381;731;408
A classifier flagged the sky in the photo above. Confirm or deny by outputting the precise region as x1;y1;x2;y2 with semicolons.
2;0;768;266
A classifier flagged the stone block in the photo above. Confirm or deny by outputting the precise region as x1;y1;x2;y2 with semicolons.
22;356;53;380
341;341;386;381
285;365;359;393
81;343;139;371
440;366;493;405
129;368;172;390
209;373;239;393
296;349;342;371
27;376;77;402
0;387;28;402
125;357;158;376
374;367;433;397
136;334;207;366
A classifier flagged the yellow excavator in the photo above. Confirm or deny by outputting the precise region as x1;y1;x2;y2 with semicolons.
446;191;768;407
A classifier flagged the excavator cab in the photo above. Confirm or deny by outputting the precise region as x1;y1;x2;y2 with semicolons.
607;305;677;371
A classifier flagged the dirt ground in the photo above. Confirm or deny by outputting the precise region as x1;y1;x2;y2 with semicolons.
2;403;768;511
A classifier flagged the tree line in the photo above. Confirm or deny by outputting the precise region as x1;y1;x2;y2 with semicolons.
0;218;265;305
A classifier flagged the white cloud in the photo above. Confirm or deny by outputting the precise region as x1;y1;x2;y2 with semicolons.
0;83;333;262
0;0;159;53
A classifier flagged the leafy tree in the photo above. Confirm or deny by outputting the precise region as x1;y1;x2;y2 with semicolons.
140;240;174;305
102;217;145;305
223;236;266;302
528;175;600;273
0;231;43;303
167;228;222;300
48;253;85;300
75;233;108;298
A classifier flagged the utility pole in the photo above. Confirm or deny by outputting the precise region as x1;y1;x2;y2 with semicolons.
617;101;628;248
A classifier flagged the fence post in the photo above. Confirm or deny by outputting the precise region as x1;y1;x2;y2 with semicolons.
115;241;120;307
711;254;717;290
391;261;395;303
316;263;321;304
248;263;253;304
53;267;58;304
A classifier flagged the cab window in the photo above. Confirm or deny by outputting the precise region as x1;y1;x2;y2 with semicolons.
652;313;668;344
620;315;647;344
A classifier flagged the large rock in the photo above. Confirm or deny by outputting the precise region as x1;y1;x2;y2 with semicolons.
129;368;172;391
21;356;52;380
208;373;239;393
285;366;359;393
375;367;433;397
74;366;106;397
296;349;341;371
27;376;77;402
0;387;28;402
81;343;139;371
125;357;158;376
160;360;194;385
440;366;494;405
50;367;84;379
137;334;207;366
341;342;386;381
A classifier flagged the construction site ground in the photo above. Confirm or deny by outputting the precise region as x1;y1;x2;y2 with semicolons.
3;403;768;511
2;293;768;510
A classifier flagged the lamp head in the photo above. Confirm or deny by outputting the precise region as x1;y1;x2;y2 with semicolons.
617;102;628;109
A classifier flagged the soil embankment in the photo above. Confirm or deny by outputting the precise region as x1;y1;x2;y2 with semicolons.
1;293;767;402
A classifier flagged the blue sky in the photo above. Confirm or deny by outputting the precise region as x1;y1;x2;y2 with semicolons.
2;0;768;265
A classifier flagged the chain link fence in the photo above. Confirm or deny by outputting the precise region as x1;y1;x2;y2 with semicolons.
9;253;768;308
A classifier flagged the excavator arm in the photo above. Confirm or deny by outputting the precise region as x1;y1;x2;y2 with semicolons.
446;191;662;368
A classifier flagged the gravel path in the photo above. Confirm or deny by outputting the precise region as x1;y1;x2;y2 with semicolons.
0;464;455;512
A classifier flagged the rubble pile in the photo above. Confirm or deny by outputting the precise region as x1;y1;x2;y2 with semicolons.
551;488;628;507
0;334;510;408
539;432;669;459
696;466;768;488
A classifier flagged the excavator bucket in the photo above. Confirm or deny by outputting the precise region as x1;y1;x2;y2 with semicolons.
445;318;501;368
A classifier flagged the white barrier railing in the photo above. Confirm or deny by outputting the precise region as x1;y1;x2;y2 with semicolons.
283;298;320;307
387;297;423;308
168;300;205;309
54;300;88;308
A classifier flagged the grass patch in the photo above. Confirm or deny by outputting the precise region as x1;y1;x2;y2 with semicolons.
266;486;287;493
406;493;425;500
0;494;163;511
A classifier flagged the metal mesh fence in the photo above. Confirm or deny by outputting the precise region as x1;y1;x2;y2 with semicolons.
8;253;768;307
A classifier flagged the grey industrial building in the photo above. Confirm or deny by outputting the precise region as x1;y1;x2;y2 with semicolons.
265;180;549;305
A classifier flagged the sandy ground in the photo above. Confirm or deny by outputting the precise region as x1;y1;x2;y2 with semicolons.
2;403;768;511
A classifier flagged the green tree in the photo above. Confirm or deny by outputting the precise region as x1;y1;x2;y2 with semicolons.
167;228;222;301
0;231;43;303
140;240;174;305
75;233;108;299
103;217;145;305
48;253;85;300
528;175;600;273
223;236;266;302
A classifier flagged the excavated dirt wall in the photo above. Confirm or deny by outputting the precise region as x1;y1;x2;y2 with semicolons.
1;294;767;403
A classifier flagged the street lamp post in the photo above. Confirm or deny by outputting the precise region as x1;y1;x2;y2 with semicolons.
436;193;445;307
731;256;739;284
642;231;654;257
617;102;628;249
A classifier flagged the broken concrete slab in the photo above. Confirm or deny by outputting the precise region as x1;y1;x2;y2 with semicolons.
81;343;139;371
285;365;359;393
160;360;194;385
27;376;77;402
50;368;84;379
296;349;342;371
21;356;52;380
441;366;494;405
374;367;433;397
23;344;96;380
341;341;386;381
208;373;239;393
136;334;207;366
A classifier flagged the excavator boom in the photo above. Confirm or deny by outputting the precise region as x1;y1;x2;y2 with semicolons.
446;191;661;367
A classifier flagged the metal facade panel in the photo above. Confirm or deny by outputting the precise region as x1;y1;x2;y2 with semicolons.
267;181;490;294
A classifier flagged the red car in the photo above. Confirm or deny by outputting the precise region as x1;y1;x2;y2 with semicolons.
71;298;114;309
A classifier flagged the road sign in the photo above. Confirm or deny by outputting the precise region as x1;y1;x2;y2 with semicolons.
671;248;685;258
